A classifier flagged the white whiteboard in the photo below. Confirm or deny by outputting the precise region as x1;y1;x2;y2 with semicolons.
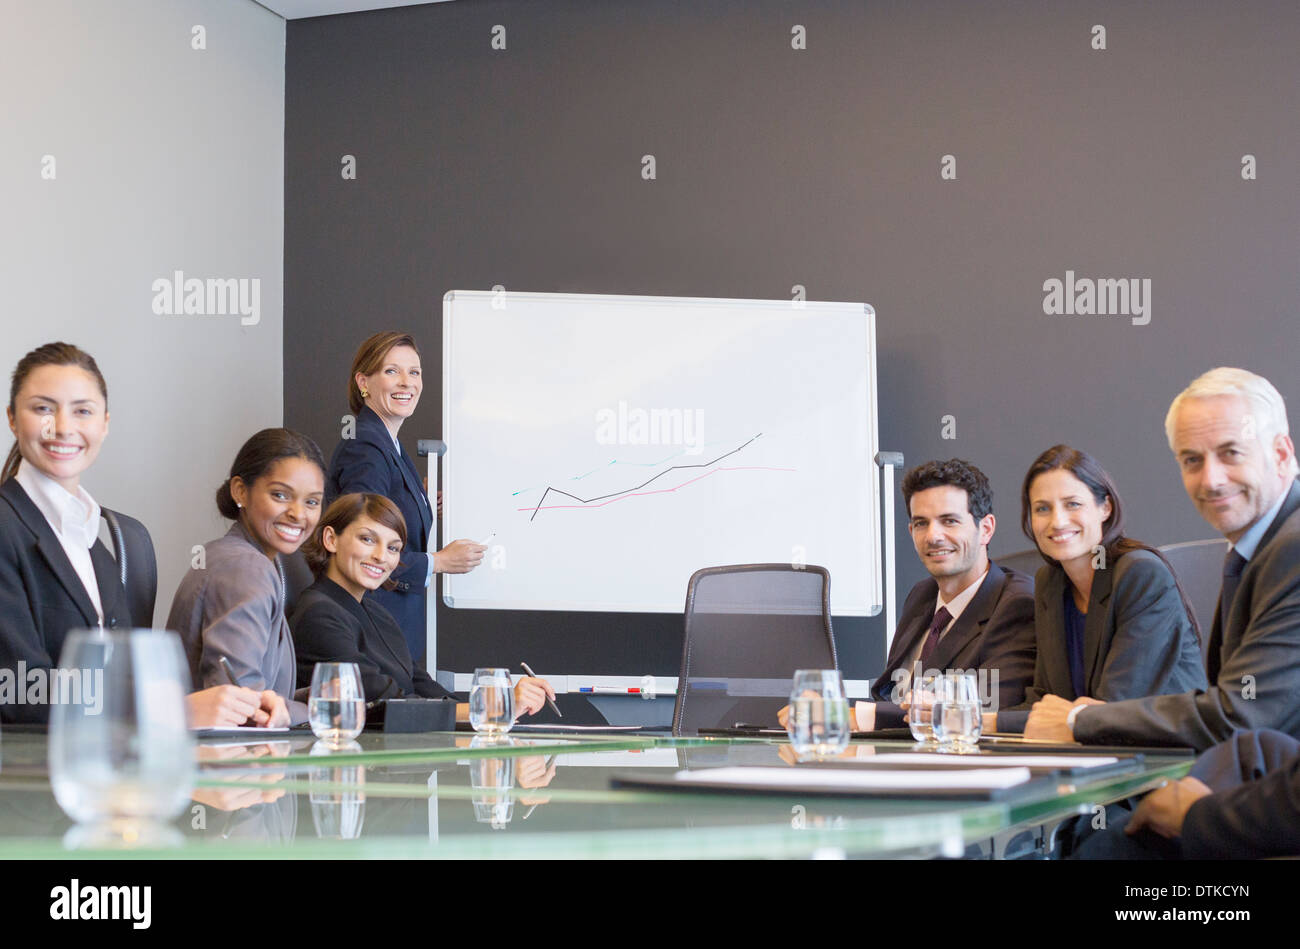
441;291;881;616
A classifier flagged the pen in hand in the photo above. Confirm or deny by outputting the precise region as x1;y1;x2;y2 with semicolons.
218;655;263;727
520;661;562;719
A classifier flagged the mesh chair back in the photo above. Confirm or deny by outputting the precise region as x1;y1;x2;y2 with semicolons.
100;508;157;627
1158;538;1230;663
673;564;835;736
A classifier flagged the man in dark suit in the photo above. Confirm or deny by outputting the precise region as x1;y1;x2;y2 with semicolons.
1027;368;1300;750
855;459;1036;730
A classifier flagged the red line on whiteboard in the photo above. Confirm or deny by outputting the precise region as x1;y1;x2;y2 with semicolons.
515;465;796;513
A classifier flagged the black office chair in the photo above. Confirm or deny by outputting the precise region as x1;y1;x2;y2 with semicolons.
994;547;1045;578
1158;538;1230;663
100;507;157;627
672;564;836;737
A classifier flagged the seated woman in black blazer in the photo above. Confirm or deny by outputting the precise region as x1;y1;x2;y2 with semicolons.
290;492;553;719
0;342;281;727
996;445;1207;734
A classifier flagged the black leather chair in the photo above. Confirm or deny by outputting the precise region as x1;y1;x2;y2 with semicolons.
672;564;836;736
100;507;157;627
1158;538;1230;663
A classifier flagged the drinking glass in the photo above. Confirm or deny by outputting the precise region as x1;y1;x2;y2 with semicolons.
785;669;850;759
931;672;983;750
907;673;941;744
468;667;515;736
49;629;195;836
309;662;366;744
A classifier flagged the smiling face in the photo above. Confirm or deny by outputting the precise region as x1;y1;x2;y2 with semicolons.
323;514;403;601
357;345;421;431
907;485;994;594
1029;468;1112;571
7;364;109;493
1172;394;1295;542
230;457;325;559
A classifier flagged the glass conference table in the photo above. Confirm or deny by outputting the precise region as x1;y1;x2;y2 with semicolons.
0;728;1191;859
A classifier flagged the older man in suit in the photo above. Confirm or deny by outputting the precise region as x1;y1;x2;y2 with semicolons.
1028;367;1300;750
851;459;1036;730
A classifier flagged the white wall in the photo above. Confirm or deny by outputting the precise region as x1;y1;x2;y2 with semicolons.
0;0;285;624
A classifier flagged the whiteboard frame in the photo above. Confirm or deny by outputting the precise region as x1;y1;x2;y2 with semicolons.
441;289;882;617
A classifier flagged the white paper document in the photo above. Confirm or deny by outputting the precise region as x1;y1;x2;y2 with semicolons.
672;766;1033;791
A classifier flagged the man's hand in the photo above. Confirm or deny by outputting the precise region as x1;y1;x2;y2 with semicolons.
433;539;486;574
513;676;557;718
1024;694;1081;741
1127;777;1213;839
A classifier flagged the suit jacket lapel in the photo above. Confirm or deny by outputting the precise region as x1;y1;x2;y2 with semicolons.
927;564;1004;671
360;406;432;541
1037;568;1072;697
1082;562;1115;694
0;479;100;626
1215;479;1300;677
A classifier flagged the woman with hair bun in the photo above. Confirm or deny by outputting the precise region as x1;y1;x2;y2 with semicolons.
168;428;327;726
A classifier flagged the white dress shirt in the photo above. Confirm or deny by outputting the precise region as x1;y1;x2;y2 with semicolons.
15;459;104;626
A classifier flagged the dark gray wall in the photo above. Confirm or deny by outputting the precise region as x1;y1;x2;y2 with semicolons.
285;0;1300;678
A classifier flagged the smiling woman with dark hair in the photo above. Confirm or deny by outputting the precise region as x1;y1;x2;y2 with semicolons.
997;444;1206;734
168;428;327;727
291;493;553;721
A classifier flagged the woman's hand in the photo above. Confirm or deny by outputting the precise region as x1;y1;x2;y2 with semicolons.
513;676;556;718
433;539;487;573
187;685;263;727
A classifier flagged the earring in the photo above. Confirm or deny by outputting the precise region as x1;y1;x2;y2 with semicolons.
360;388;369;398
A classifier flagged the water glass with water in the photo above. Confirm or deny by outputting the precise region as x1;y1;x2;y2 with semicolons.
49;629;195;833
785;669;851;759
931;672;982;749
469;667;515;736
907;673;942;744
309;662;365;744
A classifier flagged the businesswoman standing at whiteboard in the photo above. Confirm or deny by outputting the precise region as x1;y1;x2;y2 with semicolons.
0;342;282;728
328;332;484;663
996;445;1206;734
169;428;328;726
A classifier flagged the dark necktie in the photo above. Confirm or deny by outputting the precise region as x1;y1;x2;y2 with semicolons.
919;606;953;664
1208;549;1246;681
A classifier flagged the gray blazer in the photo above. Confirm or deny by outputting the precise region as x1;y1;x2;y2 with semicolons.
167;521;307;724
1076;479;1300;751
997;549;1206;732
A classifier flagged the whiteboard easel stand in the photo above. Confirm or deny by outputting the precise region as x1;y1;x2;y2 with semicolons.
875;450;904;653
418;438;447;683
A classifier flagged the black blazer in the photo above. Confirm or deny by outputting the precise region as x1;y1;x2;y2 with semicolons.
326;405;434;662
0;477;130;724
1077;480;1300;750
999;549;1207;732
289;574;451;703
1181;729;1300;859
869;561;1037;728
